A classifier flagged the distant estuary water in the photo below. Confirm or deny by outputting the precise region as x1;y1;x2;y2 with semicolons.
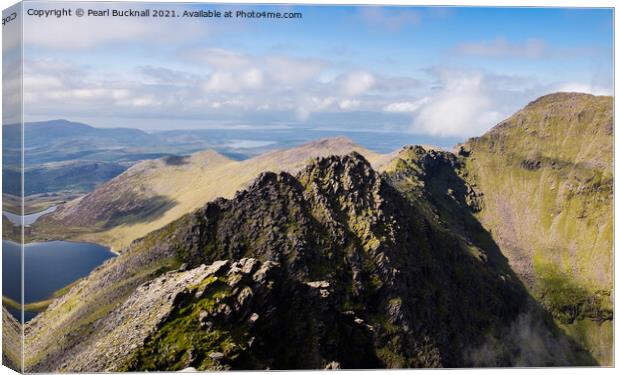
3;205;57;227
2;240;116;321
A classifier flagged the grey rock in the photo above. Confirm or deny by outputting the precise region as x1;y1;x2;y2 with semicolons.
208;352;225;361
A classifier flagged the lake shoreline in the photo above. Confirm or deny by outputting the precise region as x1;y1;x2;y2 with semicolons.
2;239;117;322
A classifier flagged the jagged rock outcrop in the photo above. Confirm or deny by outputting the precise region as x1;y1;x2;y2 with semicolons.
26;152;534;371
33;137;390;251
46;257;384;371
55;257;366;371
24;100;610;371
122;258;379;371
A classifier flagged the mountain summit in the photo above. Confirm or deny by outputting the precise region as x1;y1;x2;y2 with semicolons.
457;92;613;363
20;93;612;370
34;137;386;251
26;150;593;371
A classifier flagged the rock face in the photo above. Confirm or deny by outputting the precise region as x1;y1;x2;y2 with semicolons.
21;93;612;371
34;137;389;251
55;264;217;372
47;257;383;371
27;152;537;371
123;258;380;371
457;93;613;364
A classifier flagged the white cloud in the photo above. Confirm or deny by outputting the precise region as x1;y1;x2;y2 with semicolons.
129;96;160;108
406;69;611;138
203;68;264;93
410;69;505;137
189;49;327;84
296;96;337;121
456;38;548;59
191;49;327;95
339;99;361;110
337;71;376;97
263;56;326;85
384;98;429;113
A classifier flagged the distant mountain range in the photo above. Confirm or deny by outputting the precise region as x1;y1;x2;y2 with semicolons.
3;93;613;370
2;120;169;196
2;119;457;196
34;137;393;250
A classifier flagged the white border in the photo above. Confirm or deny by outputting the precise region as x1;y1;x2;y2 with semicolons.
0;1;616;374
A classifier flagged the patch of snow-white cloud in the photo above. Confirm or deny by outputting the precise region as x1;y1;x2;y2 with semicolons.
336;71;376;97
384;98;429;113
410;69;505;137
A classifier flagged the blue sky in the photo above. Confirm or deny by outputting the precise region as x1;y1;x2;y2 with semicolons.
13;1;613;138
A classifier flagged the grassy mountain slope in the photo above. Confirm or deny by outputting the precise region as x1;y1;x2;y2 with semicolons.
25;152;592;371
17;93;612;369
456;93;613;364
2;307;21;372
35;137;388;251
382;145;598;366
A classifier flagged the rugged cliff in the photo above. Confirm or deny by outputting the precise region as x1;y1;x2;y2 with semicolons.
457;93;613;364
20;93;613;370
34;137;389;251
25;151;594;371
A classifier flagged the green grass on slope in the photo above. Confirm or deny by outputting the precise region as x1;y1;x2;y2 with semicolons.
121;276;246;371
461;93;613;365
533;261;612;325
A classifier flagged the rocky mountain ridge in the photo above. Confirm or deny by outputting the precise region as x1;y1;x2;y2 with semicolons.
24;149;593;371
13;92;613;370
34;137;389;251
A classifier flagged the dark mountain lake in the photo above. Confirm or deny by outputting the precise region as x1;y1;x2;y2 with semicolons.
2;240;116;321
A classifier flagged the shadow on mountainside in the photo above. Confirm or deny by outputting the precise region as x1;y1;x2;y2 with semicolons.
27;194;178;246
103;194;178;229
385;145;598;366
163;155;189;166
23;151;599;372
